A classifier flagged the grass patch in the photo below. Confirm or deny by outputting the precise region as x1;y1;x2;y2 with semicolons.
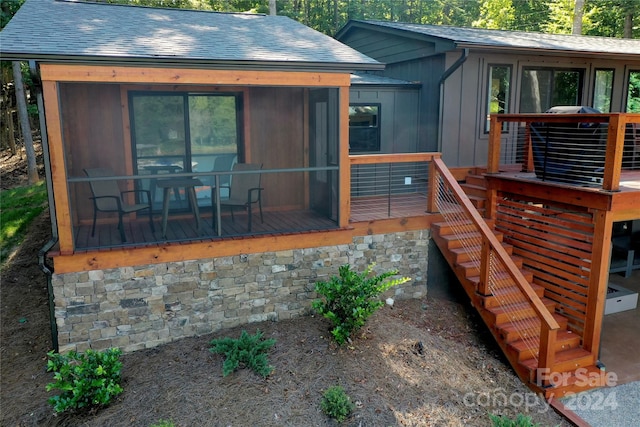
0;181;48;264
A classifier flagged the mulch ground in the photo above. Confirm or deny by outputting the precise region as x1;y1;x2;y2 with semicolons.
0;145;570;426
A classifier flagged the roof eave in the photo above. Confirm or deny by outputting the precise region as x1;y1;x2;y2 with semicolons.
454;42;640;60
0;53;385;73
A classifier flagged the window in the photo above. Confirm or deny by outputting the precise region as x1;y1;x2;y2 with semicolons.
129;92;243;208
627;70;640;113
519;68;584;113
593;69;614;113
349;104;380;152
485;65;511;132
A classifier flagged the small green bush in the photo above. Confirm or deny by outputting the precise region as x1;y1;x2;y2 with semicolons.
321;385;354;422
312;263;410;345
46;348;123;413
209;329;276;377
489;413;541;427
150;420;175;427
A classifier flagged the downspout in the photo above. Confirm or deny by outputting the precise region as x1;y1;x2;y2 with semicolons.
437;48;469;152
30;60;59;352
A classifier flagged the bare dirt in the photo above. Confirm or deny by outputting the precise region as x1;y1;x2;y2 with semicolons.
0;146;570;427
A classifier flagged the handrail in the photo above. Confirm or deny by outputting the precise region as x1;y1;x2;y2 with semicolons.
488;113;640;192
349;152;441;165
432;158;560;378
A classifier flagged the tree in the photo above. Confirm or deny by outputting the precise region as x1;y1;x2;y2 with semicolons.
573;0;584;34
473;0;515;29
11;61;39;183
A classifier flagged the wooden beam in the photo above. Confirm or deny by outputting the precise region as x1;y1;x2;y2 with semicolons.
349;152;440;165
339;86;351;228
582;209;613;354
487;115;501;174
39;64;350;87
602;114;626;191
41;81;75;254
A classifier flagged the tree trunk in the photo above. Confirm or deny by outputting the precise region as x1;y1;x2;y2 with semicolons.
572;0;584;35
12;61;40;184
623;11;633;38
269;0;276;15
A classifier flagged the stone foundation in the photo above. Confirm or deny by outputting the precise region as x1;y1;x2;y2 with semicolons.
53;231;429;353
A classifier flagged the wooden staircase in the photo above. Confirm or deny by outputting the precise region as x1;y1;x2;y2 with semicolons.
430;167;607;398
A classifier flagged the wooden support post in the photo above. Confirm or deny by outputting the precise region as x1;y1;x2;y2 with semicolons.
582;210;613;355
427;161;439;213
523;123;534;173
602;114;626;191
487;115;502;174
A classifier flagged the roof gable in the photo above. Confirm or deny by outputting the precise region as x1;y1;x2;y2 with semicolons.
1;0;382;71
338;20;640;58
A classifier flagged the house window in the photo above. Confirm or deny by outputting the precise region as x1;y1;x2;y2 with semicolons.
519;67;584;113
129;92;243;208
627;70;640;113
485;65;511;132
349;104;380;152
593;69;614;113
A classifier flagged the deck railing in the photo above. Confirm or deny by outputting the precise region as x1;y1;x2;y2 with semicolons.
348;152;440;222
431;158;561;382
488;113;640;191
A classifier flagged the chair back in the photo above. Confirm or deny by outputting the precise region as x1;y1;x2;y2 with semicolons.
84;168;123;211
229;163;262;203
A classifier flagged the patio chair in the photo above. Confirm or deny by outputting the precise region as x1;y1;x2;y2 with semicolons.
211;163;263;232
84;168;155;242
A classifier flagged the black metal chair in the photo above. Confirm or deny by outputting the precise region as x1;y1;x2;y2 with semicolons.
84;168;154;242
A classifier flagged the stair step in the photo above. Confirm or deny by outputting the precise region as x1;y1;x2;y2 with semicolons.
520;348;595;380
480;282;545;308
457;256;524;277
468;270;535;289
496;313;569;343
544;365;610;398
465;174;487;188
486;297;557;325
435;231;503;249
508;330;581;361
451;243;513;263
432;220;494;236
460;183;488;198
467;195;486;209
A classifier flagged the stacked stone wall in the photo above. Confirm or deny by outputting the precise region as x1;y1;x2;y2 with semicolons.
53;231;429;353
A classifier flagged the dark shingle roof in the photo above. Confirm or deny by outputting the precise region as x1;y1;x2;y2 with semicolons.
0;0;382;71
342;20;640;57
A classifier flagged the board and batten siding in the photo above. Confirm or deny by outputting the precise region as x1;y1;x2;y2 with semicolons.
439;51;640;168
350;87;420;153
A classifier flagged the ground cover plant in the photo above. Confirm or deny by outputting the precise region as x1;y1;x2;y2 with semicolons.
321;385;355;422
209;329;275;377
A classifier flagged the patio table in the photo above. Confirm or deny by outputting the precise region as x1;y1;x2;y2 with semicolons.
156;178;204;238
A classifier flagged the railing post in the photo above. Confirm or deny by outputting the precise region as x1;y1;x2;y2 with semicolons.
602;114;626;191
487;115;502;174
537;324;557;388
478;236;491;296
523;122;534;173
427;160;439;213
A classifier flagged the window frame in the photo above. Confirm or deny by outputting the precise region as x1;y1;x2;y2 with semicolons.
519;66;585;113
485;64;512;133
592;68;615;113
348;103;381;153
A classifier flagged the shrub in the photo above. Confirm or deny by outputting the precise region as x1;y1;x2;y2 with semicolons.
489;413;541;427
209;329;276;378
312;263;410;345
321;385;354;422
46;348;123;413
150;420;175;427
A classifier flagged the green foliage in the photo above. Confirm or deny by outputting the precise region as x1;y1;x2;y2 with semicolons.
321;385;354;423
209;329;275;377
312;263;410;345
46;348;124;413
150;420;175;427
0;182;47;264
489;413;541;427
